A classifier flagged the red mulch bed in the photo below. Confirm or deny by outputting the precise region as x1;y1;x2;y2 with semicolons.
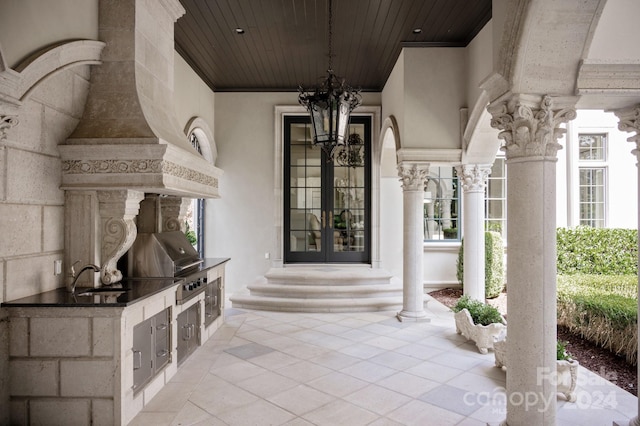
429;288;637;396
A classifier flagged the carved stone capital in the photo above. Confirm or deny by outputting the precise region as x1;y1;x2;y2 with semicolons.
160;196;191;232
0;115;19;140
97;190;144;284
611;105;640;160
487;94;577;160
398;163;429;191
457;164;491;193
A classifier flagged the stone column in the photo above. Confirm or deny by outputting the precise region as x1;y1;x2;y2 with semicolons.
456;164;491;302
612;105;640;426
397;162;430;322
488;94;576;425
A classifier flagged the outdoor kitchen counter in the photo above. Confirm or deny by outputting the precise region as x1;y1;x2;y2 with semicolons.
2;257;229;426
1;258;230;307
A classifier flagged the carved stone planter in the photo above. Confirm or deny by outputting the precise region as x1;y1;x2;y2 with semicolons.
454;308;506;354
493;340;579;402
557;359;580;402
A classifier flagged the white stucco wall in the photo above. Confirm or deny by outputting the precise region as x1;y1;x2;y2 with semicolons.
465;20;493;119
586;0;640;60
381;50;405;145
173;54;216;136
0;0;98;69
403;48;466;149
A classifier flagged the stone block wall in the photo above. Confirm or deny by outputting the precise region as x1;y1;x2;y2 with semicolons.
0;65;91;304
7;307;122;426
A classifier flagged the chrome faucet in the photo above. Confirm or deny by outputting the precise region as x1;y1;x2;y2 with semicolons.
68;262;101;294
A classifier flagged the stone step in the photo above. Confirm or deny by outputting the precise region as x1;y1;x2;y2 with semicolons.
229;294;404;313
246;282;403;299
263;266;394;286
229;266;424;313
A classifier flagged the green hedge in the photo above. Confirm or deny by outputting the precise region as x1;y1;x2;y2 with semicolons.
557;274;638;365
456;231;505;299
557;227;638;275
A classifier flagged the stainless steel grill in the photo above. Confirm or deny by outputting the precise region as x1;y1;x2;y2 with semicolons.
129;231;209;304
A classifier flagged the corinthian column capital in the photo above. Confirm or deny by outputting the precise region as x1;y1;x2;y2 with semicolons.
398;162;429;191
611;105;640;161
487;94;577;160
456;164;491;193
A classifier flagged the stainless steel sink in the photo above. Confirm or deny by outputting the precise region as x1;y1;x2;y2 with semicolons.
76;288;131;296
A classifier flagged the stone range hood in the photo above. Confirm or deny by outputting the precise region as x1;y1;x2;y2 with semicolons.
60;0;221;199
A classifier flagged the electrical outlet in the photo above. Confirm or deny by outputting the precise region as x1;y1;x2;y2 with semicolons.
54;259;62;275
264;252;270;259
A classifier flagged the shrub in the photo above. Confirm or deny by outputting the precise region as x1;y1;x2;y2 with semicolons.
456;231;505;298
557;227;637;275
557;340;572;361
557;274;638;365
185;222;197;246
452;295;505;326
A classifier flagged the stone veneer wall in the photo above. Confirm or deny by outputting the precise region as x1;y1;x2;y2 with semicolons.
0;65;91;303
0;64;92;423
8;307;123;426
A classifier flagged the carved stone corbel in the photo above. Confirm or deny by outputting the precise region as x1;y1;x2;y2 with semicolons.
97;190;144;284
0;115;18;140
160;196;192;232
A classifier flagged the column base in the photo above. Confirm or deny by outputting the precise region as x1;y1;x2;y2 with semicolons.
396;310;430;322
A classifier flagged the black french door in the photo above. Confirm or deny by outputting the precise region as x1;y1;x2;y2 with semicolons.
284;115;371;263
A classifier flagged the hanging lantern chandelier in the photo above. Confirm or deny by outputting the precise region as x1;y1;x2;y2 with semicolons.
298;0;362;160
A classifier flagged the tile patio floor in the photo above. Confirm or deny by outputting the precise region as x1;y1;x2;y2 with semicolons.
129;299;638;425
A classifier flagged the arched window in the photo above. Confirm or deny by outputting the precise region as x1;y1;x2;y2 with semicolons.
184;117;217;258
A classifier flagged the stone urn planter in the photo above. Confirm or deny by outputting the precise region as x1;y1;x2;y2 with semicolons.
454;308;507;354
494;339;579;402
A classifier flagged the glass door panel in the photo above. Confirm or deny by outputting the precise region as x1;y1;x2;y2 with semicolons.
284;116;370;263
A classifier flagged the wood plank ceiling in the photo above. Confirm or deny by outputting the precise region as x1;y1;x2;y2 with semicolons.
175;0;491;92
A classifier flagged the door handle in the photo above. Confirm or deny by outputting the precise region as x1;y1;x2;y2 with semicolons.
133;350;142;370
156;349;169;358
321;211;326;228
329;211;333;228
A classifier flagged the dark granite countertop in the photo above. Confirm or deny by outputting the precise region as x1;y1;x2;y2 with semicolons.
1;258;230;308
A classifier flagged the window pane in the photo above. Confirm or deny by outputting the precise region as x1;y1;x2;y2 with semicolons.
424;167;458;241
579;167;606;228
578;133;606;161
485;157;507;241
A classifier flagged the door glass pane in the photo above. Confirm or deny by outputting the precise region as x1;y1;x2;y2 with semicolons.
289;122;323;252
332;123;366;253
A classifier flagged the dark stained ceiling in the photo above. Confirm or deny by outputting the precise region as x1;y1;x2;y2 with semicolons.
175;0;492;92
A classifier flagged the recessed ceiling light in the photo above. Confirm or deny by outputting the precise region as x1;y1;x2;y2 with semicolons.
235;28;245;34
412;28;422;34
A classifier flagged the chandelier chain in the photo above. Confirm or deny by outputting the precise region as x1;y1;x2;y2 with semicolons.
328;0;333;71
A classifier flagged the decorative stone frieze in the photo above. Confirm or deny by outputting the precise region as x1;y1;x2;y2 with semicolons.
488;94;577;160
97;190;144;284
457;164;490;193
160;196;191;232
397;163;429;191
62;159;163;174
0;115;18;140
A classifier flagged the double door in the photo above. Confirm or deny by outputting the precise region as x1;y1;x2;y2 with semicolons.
284;115;371;263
